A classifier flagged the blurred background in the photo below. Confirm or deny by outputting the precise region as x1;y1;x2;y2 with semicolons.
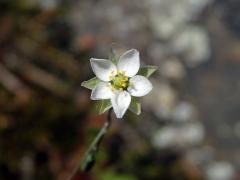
0;0;239;179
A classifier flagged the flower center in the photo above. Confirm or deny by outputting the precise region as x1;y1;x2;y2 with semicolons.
110;71;129;91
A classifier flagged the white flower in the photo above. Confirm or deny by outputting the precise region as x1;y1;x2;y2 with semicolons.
89;49;153;118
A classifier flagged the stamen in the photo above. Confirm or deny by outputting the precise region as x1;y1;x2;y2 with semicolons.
110;70;129;91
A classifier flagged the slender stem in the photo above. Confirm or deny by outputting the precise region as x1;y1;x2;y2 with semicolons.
67;109;113;180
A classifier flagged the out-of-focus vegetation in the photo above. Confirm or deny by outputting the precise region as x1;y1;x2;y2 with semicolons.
0;0;239;180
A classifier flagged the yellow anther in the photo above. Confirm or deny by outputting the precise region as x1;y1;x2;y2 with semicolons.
110;70;129;91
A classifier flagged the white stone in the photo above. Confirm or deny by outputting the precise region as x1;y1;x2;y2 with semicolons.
171;26;210;67
206;162;235;180
160;58;186;80
143;80;177;119
172;101;197;122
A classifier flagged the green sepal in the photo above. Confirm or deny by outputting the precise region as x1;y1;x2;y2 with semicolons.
138;65;158;78
81;77;101;90
94;100;112;115
129;97;141;115
109;48;118;65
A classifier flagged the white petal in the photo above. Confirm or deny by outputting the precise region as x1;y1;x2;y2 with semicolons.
117;49;140;77
128;75;153;97
91;82;113;100
111;91;131;118
90;58;117;81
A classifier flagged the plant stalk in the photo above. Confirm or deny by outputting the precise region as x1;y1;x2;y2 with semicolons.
67;109;113;180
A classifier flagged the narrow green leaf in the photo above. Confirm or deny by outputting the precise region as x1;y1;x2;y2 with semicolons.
94;100;112;114
80;152;96;171
138;66;158;78
81;77;101;90
80;112;111;172
129;97;141;115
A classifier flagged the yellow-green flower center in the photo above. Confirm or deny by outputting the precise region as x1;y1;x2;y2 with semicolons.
110;71;129;91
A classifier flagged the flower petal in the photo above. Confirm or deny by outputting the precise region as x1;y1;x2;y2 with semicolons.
91;82;113;100
117;49;140;77
111;91;131;118
128;75;153;97
90;58;117;81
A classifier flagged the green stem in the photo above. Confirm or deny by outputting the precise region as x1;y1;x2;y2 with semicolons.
67;109;113;180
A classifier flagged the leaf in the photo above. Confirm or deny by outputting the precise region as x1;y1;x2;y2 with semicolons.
80;114;111;172
81;77;101;90
94;100;112;114
109;48;118;65
138;65;158;78
80;152;96;172
129;97;141;115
